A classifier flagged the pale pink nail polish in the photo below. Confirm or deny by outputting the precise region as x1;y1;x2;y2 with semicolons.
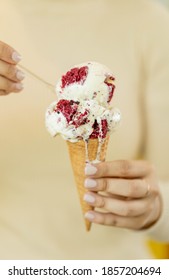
84;194;95;203
12;51;22;63
85;212;95;221
15;83;24;90
84;178;97;188
16;70;25;81
85;164;97;175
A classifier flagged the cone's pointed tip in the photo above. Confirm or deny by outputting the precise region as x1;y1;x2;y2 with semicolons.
85;221;92;231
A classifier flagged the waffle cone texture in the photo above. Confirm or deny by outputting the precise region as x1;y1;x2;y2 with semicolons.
67;137;109;231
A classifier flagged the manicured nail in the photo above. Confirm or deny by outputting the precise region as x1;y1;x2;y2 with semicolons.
12;51;22;63
16;70;25;80
84;178;97;188
15;83;24;90
84;193;95;203
85;164;97;175
85;212;95;221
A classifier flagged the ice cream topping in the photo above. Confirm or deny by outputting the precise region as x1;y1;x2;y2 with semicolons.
61;66;88;89
56;61;116;106
45;61;121;158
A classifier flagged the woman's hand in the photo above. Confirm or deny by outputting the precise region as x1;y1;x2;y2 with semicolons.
84;160;162;230
0;41;24;95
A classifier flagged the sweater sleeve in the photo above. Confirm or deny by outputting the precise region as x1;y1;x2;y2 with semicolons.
138;1;169;241
141;2;169;178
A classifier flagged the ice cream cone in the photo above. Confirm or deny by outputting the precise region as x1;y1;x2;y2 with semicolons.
66;136;109;231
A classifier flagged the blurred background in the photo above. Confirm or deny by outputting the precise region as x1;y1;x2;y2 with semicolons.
159;0;169;7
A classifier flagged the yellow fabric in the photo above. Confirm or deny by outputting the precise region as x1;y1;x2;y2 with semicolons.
148;241;169;259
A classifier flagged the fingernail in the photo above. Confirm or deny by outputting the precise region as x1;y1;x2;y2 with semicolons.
85;164;97;175
84;178;97;188
15;83;24;90
84;193;95;203
85;212;95;221
16;70;25;80
12;51;22;63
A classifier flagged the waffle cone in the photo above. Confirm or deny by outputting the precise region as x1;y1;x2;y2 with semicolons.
67;137;109;231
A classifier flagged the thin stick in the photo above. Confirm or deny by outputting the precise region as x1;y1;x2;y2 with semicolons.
18;64;55;93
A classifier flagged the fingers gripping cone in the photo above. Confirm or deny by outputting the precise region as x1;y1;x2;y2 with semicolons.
67;137;109;231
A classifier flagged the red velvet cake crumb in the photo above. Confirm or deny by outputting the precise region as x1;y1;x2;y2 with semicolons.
61;66;88;88
72;110;89;128
90;119;108;139
55;100;79;123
